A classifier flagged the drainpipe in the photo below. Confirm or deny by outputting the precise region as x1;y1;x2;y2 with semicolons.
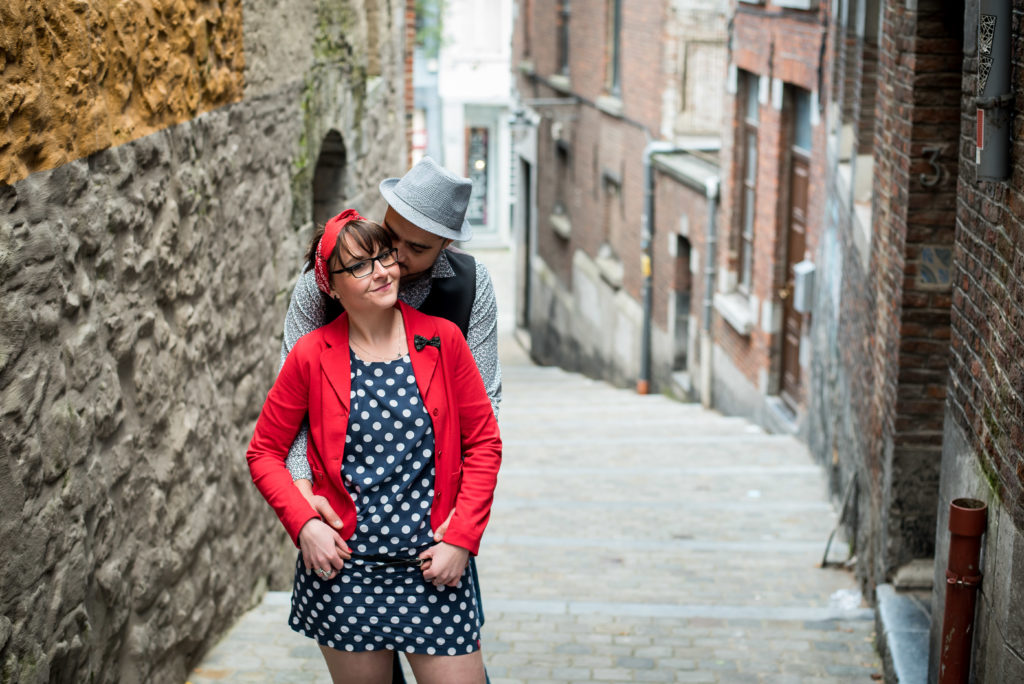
700;176;719;409
637;141;684;395
938;498;988;684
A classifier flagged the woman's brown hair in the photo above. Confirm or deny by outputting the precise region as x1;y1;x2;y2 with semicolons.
304;217;394;322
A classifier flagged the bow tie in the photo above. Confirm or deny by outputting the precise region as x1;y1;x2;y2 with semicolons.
414;335;441;351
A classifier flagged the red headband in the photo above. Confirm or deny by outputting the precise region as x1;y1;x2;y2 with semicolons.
314;209;367;295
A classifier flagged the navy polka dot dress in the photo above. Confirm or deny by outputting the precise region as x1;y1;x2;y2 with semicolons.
289;351;480;654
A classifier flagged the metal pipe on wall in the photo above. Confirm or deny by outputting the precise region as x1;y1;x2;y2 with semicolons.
700;176;719;409
938;498;988;684
637;141;683;395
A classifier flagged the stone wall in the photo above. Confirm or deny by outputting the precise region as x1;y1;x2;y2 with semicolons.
0;0;408;681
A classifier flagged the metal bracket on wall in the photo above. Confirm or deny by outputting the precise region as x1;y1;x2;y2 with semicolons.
821;475;857;568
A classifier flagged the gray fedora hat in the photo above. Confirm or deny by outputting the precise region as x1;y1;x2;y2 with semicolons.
379;156;474;241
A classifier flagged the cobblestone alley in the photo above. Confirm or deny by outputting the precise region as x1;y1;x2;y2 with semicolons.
191;249;882;683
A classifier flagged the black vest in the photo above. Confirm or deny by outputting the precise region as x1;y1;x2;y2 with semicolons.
323;250;476;337
418;250;476;338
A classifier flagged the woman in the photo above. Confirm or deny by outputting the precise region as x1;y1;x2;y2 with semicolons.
246;209;501;684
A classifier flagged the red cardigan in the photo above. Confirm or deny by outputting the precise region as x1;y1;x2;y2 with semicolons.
246;301;501;555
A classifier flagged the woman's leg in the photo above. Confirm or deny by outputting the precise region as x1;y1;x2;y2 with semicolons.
318;646;393;684
405;650;486;684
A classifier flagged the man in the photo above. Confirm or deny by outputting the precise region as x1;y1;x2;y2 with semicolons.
281;156;500;683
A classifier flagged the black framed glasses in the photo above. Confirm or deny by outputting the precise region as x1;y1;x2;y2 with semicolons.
330;248;399;279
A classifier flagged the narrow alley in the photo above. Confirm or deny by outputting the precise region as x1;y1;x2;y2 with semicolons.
190;251;881;683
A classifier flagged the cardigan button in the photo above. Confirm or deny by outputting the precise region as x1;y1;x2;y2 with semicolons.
432;408;438;416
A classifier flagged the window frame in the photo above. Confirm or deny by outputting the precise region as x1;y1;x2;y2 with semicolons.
558;0;571;78
605;0;622;97
737;71;760;296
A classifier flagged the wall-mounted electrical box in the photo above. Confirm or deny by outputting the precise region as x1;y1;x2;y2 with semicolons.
792;260;816;314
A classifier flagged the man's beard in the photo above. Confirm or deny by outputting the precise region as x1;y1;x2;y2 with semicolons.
399;267;431;287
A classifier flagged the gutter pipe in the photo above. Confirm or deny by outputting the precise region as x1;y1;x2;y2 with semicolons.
638;141;685;395
700;176;719;408
637;142;720;396
938;498;988;684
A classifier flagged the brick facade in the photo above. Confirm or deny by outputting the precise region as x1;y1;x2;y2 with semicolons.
513;0;1024;676
715;7;827;420
931;0;1024;679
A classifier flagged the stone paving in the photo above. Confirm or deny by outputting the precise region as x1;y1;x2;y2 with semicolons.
191;248;882;683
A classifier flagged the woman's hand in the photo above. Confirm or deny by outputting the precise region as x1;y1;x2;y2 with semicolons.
298;518;351;580
418;542;470;588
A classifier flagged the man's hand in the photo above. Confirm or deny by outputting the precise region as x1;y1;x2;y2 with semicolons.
298;518;351;580
294;479;344;531
419;542;470;587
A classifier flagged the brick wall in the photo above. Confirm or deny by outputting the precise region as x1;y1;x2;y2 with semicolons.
652;168;711;333
874;0;961;575
718;9;827;401
948;3;1024;526
811;0;964;590
516;0;668;301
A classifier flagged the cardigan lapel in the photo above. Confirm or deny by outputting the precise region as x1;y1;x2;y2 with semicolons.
320;315;352;412
401;302;439;402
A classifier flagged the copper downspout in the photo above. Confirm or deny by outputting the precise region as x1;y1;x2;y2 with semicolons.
938;497;988;684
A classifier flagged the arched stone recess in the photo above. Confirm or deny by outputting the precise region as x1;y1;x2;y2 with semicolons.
313;130;350;227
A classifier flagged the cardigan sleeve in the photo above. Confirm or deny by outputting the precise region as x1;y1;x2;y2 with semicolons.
438;323;502;555
466;260;502;418
247;339;321;545
281;270;323;482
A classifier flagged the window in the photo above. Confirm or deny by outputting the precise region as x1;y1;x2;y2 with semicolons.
465;126;489;227
829;0;880;262
597;170;625;288
678;41;727;134
738;71;759;295
605;0;622;97
554;139;570;215
550;138;572;239
793;88;812;153
558;0;571;77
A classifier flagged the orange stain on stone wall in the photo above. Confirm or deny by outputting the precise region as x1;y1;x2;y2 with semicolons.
0;0;244;185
